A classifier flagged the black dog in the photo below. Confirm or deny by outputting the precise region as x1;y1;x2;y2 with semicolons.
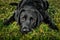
4;0;58;34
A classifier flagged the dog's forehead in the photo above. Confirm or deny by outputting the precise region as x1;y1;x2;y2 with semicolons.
22;6;37;12
20;6;40;18
20;11;37;18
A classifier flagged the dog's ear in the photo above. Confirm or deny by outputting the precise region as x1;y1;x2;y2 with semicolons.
14;10;18;22
38;13;43;25
14;10;20;25
36;10;43;25
14;9;25;24
35;9;43;25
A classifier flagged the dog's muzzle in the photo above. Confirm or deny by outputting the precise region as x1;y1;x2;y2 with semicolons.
21;26;31;34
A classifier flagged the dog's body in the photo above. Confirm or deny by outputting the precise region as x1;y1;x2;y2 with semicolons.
4;0;58;34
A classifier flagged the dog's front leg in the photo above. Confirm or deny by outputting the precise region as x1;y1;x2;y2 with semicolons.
41;11;58;30
3;13;15;25
42;11;59;31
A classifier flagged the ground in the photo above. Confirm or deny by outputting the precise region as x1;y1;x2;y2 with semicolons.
0;0;60;40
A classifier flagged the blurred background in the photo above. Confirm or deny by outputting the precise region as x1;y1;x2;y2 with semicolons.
0;0;60;40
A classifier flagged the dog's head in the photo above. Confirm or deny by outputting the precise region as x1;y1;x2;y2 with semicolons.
15;6;43;34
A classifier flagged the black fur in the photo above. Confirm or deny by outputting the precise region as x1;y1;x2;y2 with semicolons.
4;0;59;34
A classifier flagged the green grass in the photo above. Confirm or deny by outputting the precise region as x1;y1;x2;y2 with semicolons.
0;0;60;40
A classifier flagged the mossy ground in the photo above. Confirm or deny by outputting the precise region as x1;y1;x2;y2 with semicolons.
0;0;60;40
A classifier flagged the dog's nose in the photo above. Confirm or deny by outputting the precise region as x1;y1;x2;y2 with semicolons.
21;27;30;34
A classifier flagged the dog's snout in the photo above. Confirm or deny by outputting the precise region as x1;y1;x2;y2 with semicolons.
21;27;31;34
26;20;30;25
23;28;29;32
23;27;28;29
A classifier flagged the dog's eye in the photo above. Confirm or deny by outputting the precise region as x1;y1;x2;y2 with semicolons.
22;17;25;21
30;17;35;22
21;15;27;21
21;9;25;13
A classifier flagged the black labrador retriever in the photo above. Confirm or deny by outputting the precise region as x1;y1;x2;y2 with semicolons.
4;0;59;34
